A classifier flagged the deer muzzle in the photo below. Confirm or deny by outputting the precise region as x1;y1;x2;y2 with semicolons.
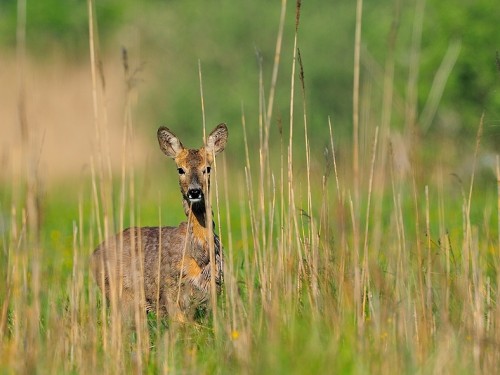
187;188;203;203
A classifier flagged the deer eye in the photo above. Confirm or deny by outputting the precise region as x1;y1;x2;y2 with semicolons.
203;167;211;174
177;168;186;175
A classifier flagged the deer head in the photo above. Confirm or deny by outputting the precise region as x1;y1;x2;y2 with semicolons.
157;123;228;211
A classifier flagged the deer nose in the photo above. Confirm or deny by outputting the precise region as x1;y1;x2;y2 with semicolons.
187;188;203;202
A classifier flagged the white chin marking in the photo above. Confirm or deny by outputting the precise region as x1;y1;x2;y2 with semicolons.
189;198;202;203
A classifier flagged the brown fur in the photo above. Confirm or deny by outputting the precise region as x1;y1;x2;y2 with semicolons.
91;124;228;321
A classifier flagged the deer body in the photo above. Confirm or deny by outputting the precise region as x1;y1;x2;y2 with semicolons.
91;124;228;321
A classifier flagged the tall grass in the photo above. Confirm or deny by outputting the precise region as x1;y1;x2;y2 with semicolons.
1;0;500;373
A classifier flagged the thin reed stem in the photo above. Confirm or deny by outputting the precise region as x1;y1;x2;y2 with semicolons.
352;0;363;211
198;61;219;334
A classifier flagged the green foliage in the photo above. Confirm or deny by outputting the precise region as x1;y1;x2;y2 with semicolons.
1;0;498;149
0;0;124;58
423;0;500;142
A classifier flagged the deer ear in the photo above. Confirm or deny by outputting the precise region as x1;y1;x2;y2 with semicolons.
206;123;228;156
157;127;184;158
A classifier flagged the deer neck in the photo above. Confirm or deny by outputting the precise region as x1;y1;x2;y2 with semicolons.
182;199;214;245
182;198;222;283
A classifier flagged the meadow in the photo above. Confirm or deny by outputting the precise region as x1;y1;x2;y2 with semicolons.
1;0;500;373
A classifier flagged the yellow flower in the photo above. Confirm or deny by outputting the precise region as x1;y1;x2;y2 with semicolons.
231;330;240;340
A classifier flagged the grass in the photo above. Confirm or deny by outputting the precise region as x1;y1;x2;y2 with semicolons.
1;0;500;374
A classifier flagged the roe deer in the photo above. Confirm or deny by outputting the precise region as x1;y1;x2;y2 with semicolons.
91;123;228;321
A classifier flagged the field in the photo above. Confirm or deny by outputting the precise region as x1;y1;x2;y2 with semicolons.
1;0;500;373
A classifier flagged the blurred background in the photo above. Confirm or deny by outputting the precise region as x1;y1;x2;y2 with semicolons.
1;0;499;203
